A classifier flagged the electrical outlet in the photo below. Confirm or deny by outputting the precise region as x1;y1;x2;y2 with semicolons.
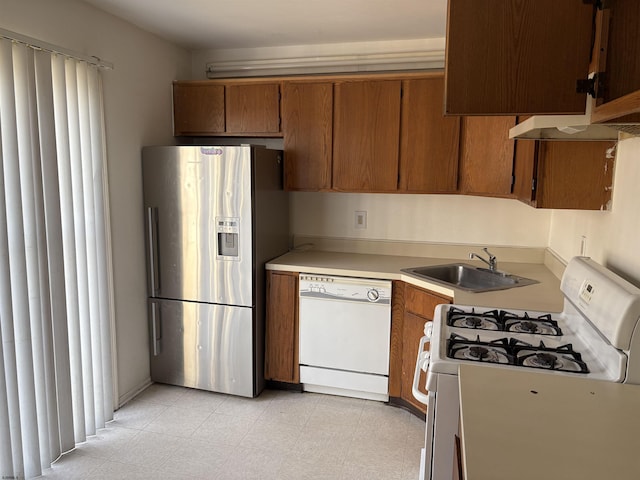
355;211;367;229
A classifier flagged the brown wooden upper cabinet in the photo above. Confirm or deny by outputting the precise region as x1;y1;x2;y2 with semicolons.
225;83;281;134
173;83;225;135
399;77;461;193
173;81;281;136
590;0;640;123
281;82;333;191
280;73;461;194
445;0;594;115
332;80;402;192
445;0;640;122
458;116;616;210
513;140;616;210
458;116;517;197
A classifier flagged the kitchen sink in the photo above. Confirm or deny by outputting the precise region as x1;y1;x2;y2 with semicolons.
401;263;539;293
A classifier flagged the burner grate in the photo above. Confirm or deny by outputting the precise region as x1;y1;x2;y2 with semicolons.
446;334;589;373
447;307;563;336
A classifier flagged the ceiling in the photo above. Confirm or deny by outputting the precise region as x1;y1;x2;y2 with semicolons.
82;0;448;51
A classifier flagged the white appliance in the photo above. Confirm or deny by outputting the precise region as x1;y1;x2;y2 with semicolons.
298;274;392;401
413;256;640;480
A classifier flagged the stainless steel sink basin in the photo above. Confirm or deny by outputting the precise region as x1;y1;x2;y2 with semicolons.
401;263;539;293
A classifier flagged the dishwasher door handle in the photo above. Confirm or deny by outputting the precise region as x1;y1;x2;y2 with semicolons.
412;335;431;407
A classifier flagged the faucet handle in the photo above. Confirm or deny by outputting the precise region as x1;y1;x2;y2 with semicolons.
482;248;497;271
482;247;496;261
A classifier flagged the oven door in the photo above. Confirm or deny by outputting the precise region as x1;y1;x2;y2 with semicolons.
427;373;460;480
414;330;461;480
413;332;434;480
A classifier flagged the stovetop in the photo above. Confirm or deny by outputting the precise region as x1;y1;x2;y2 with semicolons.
427;303;628;385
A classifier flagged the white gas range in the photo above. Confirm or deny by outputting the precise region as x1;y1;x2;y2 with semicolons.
413;256;640;480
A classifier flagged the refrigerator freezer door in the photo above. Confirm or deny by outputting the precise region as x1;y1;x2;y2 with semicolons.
142;146;253;306
148;298;254;397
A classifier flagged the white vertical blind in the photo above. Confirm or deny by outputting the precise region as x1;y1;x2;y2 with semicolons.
0;36;114;479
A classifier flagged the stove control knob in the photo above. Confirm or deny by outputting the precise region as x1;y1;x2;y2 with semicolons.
366;289;380;302
424;321;433;339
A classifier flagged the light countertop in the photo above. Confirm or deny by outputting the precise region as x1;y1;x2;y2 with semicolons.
267;249;564;311
458;365;640;479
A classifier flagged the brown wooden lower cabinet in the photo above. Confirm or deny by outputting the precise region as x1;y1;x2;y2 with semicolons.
264;271;299;384
390;281;452;415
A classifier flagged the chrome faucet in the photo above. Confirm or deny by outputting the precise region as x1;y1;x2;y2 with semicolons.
469;248;498;272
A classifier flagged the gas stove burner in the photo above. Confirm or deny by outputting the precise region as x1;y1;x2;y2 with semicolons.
447;334;512;365
447;307;501;330
464;317;484;328
524;352;558;369
511;340;589;373
502;311;563;336
467;346;489;359
516;321;539;333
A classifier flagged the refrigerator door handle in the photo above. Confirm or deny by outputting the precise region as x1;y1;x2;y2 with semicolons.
150;301;161;356
147;207;160;296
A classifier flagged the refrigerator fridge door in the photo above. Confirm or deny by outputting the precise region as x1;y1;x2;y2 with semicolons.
142;146;253;306
148;298;254;397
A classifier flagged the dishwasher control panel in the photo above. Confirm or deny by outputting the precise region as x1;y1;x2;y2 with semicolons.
299;274;391;304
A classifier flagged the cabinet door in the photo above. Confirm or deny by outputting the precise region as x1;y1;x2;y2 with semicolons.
264;271;299;383
590;2;640;123
173;83;225;135
281;82;333;191
445;0;594;115
332;80;401;192
535;141;615;210
226;83;281;134
512;140;539;206
459;116;516;197
399;77;461;193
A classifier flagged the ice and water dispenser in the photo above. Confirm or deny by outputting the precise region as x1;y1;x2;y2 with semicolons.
216;217;240;259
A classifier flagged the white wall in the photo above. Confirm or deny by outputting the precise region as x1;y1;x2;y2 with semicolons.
1;0;191;403
292;192;552;247
549;136;640;285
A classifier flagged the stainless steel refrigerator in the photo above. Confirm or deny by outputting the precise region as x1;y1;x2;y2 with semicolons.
142;145;289;397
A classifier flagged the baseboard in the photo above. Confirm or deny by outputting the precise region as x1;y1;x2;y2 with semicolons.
388;396;426;421
265;380;303;392
117;377;152;409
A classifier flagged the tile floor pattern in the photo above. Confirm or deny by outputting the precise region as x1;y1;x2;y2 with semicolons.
39;384;425;479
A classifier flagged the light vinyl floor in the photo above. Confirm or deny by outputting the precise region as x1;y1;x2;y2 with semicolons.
40;384;425;479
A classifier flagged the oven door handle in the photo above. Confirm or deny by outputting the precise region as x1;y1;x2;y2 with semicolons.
412;335;431;407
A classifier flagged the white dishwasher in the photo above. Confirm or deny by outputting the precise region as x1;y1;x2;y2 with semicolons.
298;274;392;401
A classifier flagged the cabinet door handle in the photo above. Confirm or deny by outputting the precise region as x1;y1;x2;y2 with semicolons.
147;207;160;296
412;335;431;407
150;301;161;356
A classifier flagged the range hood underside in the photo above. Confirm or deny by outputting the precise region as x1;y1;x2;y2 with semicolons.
509;115;624;140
